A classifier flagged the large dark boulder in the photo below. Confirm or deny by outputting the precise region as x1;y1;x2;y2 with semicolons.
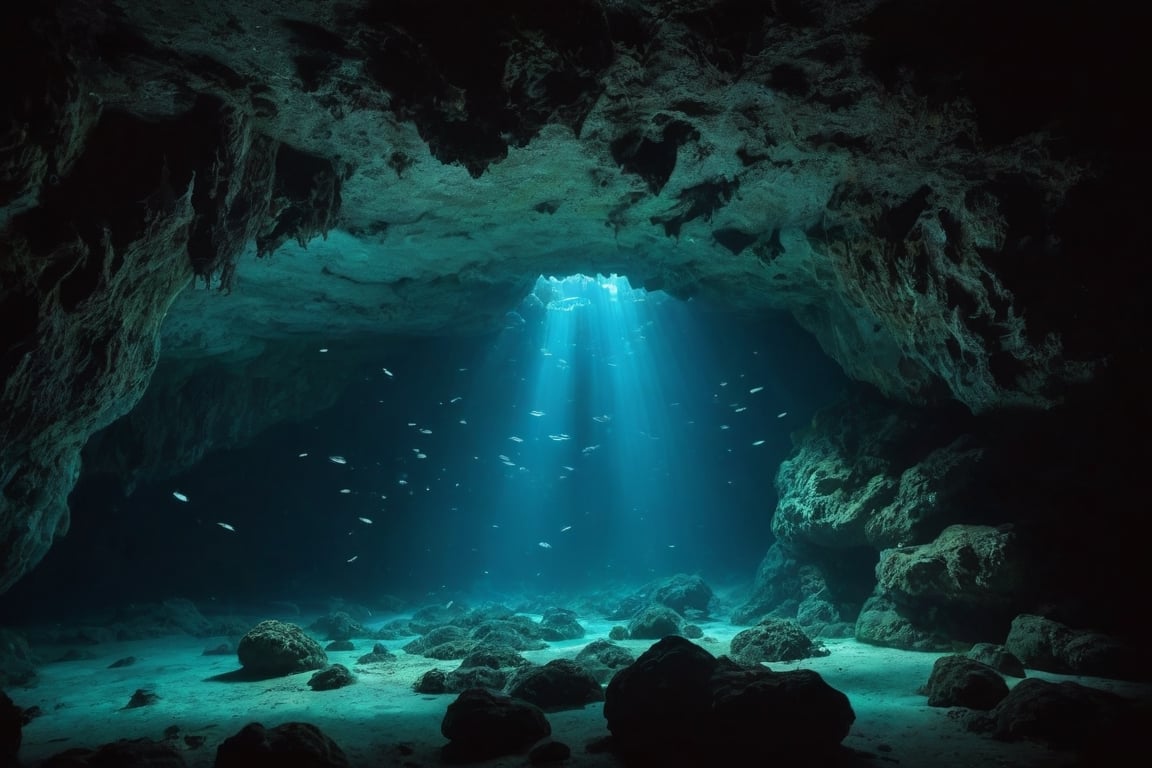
440;688;551;761
651;573;713;615
505;659;604;711
1005;614;1142;680
215;721;349;767
236;620;328;677
970;678;1137;751
921;655;1009;710
1;689;20;768
730;618;829;664
604;636;854;763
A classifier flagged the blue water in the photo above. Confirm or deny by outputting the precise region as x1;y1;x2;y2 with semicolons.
3;275;849;618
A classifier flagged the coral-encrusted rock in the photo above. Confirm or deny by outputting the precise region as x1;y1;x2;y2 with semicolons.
627;605;683;639
307;664;355;691
604;636;853;762
537;608;584;641
505;659;605;711
1004;614;1141;680
854;591;953;651
921;655;1008;710
970;678;1135;750
575;639;635;684
440;688;551;761
730;618;829;665
215;722;349;767
236;620;328;677
876;524;1022;606
651;573;713;615
967;643;1026;678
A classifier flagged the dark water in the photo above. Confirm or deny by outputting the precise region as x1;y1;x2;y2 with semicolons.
2;276;849;620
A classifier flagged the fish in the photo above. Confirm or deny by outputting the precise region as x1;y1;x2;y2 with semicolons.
581;445;600;455
319;348;329;353
419;428;432;434
382;367;394;378
297;452;309;458
529;409;546;417
416;453;428;459
561;465;575;471
358;517;373;524
777;411;788;418
752;440;766;446
398;479;409;486
339;488;352;494
328;455;347;465
734;407;747;413
446;600;454;609
720;425;730;430
216;522;236;532
720;381;728;387
538;541;552;549
346;555;358;563
560;525;573;532
172;491;189;503
459;419;468;424
592;414;611;423
450;396;463;403
548;434;570;441
509;436;524;443
750;386;764;394
501;460;517;467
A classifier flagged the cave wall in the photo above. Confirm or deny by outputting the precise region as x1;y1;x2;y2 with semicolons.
1;0;1147;594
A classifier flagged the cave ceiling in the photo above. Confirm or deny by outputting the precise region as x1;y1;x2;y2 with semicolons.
0;0;1146;592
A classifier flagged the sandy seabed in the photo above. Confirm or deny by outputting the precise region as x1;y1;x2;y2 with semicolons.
10;613;1149;767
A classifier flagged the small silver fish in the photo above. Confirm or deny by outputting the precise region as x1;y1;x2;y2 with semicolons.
750;386;764;394
446;600;454;609
339;488;352;494
419;428;432;434
560;525;573;532
450;396;463;403
398;479;409;485
172;491;189;503
216;522;236;532
777;411;788;418
529;410;545;417
752;440;766;446
734;407;747;413
358;517;373;525
382;367;394;378
346;555;358;563
298;452;309;458
459;419;468;424
509;436;524;443
328;455;347;465
538;541;552;549
319;348;329;353
416;453;428;459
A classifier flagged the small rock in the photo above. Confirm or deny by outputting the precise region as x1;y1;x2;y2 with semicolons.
124;688;160;709
308;664;355;691
108;656;136;669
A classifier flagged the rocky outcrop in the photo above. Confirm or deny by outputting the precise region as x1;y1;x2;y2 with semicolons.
1;0;1143;596
1004;614;1142;681
875;525;1022;607
772;393;983;551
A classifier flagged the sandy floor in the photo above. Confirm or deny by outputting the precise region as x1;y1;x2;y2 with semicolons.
8;613;1149;767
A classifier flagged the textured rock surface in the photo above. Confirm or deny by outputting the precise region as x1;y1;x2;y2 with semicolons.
772;392;982;551
921;655;1008;710
0;0;1145;595
1004;614;1142;681
215;722;350;768
236;620;329;677
875;524;1022;607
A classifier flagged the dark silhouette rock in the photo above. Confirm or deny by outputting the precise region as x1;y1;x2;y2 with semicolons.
215;721;349;767
237;620;328;677
440;688;551;760
921;655;1008;709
